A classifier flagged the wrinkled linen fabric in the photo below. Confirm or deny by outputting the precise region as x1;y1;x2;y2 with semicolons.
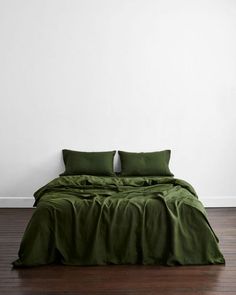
13;175;225;267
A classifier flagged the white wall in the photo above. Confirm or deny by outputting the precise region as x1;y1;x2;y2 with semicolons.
0;0;236;206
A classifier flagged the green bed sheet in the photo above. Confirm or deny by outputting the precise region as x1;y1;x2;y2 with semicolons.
13;175;225;267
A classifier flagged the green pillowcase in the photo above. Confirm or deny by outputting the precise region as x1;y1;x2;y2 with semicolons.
119;150;174;176
61;150;115;176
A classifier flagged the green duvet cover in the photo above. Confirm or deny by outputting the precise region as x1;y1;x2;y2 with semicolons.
13;175;225;267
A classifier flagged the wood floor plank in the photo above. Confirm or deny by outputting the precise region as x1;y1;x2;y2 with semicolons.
0;208;235;295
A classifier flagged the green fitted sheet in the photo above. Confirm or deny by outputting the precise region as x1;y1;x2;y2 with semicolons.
13;175;225;267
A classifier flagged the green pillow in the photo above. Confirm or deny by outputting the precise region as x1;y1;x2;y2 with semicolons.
118;150;174;176
61;150;115;176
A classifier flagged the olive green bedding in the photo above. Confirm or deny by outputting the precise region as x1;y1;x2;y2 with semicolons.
13;175;225;267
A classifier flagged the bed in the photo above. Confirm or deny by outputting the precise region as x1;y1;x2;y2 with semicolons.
13;175;225;267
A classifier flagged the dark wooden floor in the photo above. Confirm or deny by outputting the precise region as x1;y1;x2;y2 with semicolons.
0;208;235;295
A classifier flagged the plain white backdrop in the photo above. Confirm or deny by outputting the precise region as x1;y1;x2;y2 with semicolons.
0;0;236;206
